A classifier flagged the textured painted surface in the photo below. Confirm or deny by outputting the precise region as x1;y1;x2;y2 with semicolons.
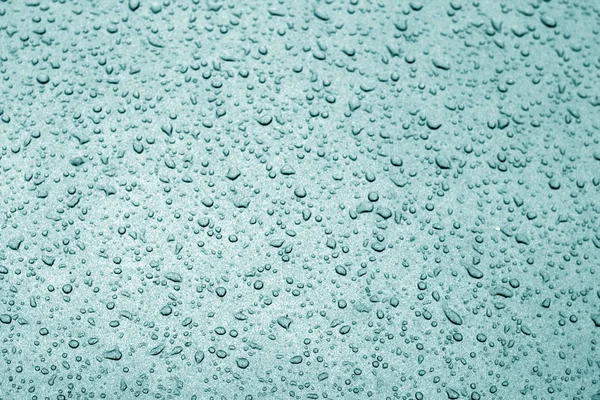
0;0;599;399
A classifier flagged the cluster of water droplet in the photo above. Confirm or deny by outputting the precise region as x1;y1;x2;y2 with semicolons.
0;0;599;399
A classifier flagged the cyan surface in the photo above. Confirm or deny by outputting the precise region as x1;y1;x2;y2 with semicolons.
0;0;599;399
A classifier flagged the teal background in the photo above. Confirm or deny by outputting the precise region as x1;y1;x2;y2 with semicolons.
0;0;599;399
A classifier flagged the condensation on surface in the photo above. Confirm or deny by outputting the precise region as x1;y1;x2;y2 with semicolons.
0;0;599;399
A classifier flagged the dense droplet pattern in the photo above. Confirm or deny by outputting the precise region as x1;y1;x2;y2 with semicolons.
0;0;599;399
